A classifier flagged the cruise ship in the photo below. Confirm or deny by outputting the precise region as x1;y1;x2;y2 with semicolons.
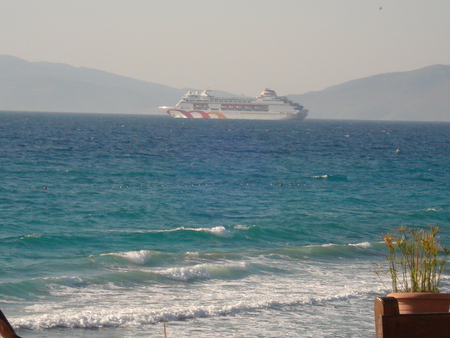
159;89;308;120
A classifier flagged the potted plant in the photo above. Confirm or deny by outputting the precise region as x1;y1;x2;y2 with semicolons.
376;226;450;314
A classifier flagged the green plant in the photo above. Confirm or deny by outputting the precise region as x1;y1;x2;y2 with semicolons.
376;226;449;293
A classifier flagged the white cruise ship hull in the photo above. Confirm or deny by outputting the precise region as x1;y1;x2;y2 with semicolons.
166;109;307;120
160;89;308;121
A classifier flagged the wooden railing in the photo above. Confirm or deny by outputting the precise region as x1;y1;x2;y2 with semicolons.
374;297;450;338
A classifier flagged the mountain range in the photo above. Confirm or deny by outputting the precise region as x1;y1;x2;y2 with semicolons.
1;55;449;121
289;64;450;122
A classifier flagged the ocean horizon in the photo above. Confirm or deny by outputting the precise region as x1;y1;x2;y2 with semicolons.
1;111;449;337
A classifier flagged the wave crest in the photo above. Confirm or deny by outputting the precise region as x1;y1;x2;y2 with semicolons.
164;226;233;238
100;250;160;265
157;262;248;281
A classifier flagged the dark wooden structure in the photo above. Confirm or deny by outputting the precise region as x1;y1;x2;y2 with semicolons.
0;310;21;338
375;297;450;338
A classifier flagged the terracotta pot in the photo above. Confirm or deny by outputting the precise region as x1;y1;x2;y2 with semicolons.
387;292;450;314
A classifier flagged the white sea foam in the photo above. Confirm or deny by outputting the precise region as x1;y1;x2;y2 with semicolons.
306;242;371;249
184;251;199;257
349;242;371;249
318;243;335;247
10;255;395;337
117;250;154;265
157;262;248;281
425;208;440;212
207;226;233;237
165;226;233;238
311;175;328;179
24;233;41;238
14;284;377;331
125;225;239;238
101;250;157;264
233;224;254;230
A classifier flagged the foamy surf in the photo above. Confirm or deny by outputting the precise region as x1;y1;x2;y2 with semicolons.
13;284;380;330
156;262;248;281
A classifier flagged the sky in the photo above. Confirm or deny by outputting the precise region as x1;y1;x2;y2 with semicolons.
1;0;450;96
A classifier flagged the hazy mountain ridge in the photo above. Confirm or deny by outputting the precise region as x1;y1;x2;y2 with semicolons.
1;55;449;121
0;55;185;114
288;64;450;121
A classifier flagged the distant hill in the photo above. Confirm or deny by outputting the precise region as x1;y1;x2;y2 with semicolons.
0;55;186;114
288;65;450;122
1;55;450;121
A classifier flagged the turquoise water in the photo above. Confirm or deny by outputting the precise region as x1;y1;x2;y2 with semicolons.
1;112;449;337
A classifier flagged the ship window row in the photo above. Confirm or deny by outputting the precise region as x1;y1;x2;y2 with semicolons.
211;100;252;103
193;104;209;109
221;104;269;111
192;103;269;111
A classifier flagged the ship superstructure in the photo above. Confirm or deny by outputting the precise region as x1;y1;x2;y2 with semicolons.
160;89;308;120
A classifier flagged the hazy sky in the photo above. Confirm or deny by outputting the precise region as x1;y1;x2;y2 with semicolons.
2;0;450;96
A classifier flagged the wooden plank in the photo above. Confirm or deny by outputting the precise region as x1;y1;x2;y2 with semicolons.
381;313;450;338
375;297;450;338
375;297;399;337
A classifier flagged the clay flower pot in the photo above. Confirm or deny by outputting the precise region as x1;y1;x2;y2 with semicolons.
387;292;450;314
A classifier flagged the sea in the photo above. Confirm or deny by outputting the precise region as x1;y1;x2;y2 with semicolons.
0;111;449;337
